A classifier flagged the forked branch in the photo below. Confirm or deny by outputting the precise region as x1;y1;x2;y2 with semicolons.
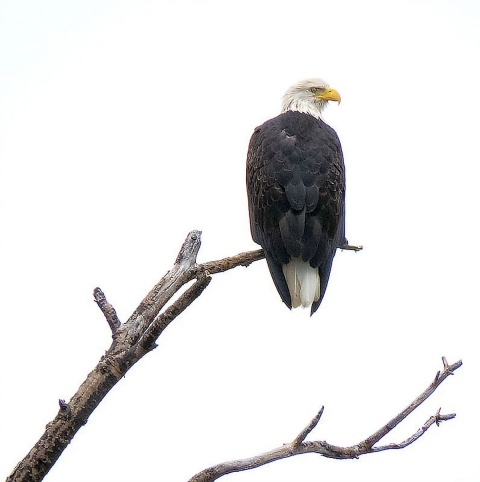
189;358;462;482
7;231;265;482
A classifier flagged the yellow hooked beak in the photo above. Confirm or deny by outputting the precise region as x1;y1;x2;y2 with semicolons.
314;87;341;104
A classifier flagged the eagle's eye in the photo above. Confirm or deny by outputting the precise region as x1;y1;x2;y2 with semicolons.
309;87;323;94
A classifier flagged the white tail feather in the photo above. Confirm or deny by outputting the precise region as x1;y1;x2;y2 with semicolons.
282;258;320;309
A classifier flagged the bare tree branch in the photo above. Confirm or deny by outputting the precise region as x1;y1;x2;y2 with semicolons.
6;231;263;482
189;358;462;482
7;229;456;482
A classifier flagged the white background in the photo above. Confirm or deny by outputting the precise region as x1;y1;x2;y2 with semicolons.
1;1;479;481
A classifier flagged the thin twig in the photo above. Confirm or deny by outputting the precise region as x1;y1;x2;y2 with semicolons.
372;411;456;452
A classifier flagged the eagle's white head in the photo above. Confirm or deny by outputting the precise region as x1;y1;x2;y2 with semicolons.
281;78;341;120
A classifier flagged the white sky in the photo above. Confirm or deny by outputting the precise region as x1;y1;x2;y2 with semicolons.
1;1;479;481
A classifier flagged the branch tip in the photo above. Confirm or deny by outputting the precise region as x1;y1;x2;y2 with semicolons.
435;407;441;426
292;406;325;446
58;399;71;417
175;230;202;269
441;356;458;377
93;287;121;333
434;408;455;426
339;243;363;252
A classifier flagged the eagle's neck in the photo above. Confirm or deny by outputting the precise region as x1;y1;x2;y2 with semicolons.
281;97;325;120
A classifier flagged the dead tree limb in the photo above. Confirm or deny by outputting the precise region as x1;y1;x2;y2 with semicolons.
6;231;264;482
7;230;457;482
189;358;462;482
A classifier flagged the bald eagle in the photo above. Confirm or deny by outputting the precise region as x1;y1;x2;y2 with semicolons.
246;79;346;315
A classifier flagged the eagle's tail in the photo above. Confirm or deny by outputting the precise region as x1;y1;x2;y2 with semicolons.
282;258;320;309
